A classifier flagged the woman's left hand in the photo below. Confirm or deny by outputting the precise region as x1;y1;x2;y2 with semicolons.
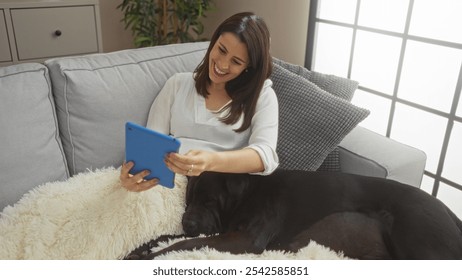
165;150;214;176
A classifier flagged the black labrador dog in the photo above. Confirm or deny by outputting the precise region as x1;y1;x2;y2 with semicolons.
137;169;462;259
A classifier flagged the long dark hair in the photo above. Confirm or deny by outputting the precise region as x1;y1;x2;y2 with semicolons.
194;12;272;133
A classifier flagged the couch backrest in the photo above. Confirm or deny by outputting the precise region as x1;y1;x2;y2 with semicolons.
45;42;209;176
0;63;69;210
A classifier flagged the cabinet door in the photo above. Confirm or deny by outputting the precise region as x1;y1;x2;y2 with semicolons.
0;10;12;62
11;6;99;60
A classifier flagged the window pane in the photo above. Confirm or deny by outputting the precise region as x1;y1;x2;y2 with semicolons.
351;90;390;135
409;0;462;44
420;175;434;193
312;23;353;77
318;0;357;24
442;122;462;184
391;103;447;173
398;40;462;113
358;0;409;33
351;30;402;94
458;90;462;117
437;183;462;219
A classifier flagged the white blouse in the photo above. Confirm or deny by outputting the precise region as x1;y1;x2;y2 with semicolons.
146;73;279;175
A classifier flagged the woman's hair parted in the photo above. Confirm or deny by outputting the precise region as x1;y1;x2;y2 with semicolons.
194;12;272;133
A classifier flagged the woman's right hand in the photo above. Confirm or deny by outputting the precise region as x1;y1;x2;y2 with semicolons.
120;161;159;192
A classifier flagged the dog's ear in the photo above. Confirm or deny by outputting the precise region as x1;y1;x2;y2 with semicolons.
225;173;250;197
185;176;199;205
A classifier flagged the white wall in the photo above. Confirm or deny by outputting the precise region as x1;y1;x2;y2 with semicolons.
202;0;310;65
98;0;135;52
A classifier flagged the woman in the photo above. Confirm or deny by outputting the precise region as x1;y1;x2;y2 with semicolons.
120;12;279;192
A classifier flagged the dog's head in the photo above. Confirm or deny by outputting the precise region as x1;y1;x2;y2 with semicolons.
182;172;251;237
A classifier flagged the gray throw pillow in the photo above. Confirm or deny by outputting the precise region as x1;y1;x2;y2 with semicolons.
273;58;360;171
273;57;358;101
271;64;369;171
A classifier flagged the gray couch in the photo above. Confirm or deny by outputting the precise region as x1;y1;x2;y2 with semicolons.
0;42;426;211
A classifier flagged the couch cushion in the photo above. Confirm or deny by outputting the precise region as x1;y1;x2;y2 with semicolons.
0;63;69;210
45;42;209;175
273;58;359;171
271;64;369;171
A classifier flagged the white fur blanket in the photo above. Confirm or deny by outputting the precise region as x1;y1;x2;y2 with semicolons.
0;168;347;260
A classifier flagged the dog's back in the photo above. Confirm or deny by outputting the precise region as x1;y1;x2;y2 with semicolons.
144;169;462;259
247;169;462;259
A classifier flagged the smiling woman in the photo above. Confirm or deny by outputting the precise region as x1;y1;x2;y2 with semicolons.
204;33;249;112
194;12;273;132
120;12;279;192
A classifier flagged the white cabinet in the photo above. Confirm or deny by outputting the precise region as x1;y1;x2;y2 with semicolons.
0;0;103;66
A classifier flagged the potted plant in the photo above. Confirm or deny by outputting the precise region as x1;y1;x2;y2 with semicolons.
118;0;214;48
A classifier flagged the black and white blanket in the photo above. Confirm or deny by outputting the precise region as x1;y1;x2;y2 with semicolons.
0;168;346;260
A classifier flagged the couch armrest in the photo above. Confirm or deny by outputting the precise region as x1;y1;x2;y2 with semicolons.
338;126;426;187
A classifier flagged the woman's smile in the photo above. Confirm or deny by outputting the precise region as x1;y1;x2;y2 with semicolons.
213;62;228;77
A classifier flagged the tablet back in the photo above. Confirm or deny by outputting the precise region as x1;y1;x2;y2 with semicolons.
125;122;181;188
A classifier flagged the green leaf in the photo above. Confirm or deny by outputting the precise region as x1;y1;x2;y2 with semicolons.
117;0;214;47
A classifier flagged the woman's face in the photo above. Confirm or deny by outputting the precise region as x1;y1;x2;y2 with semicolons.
208;32;249;87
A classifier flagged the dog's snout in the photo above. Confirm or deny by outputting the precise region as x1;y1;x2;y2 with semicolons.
182;218;199;237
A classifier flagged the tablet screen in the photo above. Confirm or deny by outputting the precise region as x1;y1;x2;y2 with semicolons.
125;122;181;188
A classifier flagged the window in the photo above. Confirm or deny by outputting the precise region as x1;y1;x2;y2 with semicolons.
351;30;401;94
307;0;462;217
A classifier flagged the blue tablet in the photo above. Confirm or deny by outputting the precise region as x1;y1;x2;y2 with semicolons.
125;122;181;188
